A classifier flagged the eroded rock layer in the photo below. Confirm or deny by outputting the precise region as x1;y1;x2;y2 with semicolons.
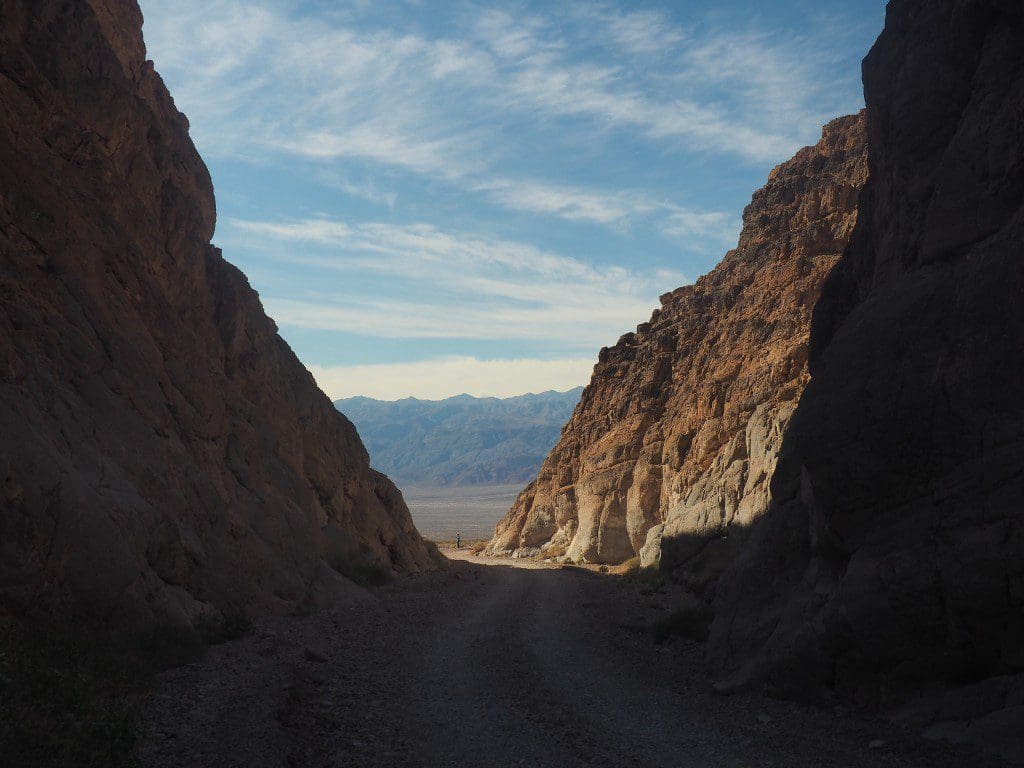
489;113;868;582
0;0;436;635
709;0;1024;705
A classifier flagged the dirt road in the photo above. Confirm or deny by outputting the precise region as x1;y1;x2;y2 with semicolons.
139;552;995;767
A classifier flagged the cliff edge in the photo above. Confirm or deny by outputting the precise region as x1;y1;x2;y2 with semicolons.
489;113;869;593
0;0;437;636
710;0;1024;710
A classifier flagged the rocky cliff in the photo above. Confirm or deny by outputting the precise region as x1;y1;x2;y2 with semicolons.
709;0;1024;711
0;0;436;637
490;0;1024;752
489;113;869;585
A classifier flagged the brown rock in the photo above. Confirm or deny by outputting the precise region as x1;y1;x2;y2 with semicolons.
0;1;436;636
708;0;1024;711
488;113;869;589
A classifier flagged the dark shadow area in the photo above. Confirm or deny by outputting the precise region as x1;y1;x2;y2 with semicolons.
638;7;1024;766
0;613;248;768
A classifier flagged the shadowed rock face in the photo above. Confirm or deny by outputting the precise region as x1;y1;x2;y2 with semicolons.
0;0;436;635
709;0;1024;705
489;114;868;576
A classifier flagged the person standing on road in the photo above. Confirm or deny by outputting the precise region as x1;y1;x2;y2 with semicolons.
456;532;462;549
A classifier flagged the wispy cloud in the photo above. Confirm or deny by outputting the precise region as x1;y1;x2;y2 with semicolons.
275;125;478;179
225;216;679;346
313;356;594;401
477;178;647;225
601;9;687;55
142;0;861;182
661;208;736;241
321;175;399;210
473;178;737;241
139;0;874;398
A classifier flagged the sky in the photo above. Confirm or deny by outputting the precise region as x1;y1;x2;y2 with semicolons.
138;0;886;401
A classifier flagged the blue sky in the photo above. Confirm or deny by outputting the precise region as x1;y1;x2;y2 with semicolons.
138;0;885;400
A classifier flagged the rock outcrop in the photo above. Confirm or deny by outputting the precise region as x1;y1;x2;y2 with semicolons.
492;0;1024;751
709;0;1024;708
489;113;869;583
0;0;436;636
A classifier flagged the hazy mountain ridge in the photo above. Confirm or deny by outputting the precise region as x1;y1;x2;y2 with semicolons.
336;388;584;487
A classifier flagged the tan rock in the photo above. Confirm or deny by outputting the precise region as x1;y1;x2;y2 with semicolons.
708;0;1024;712
489;114;869;590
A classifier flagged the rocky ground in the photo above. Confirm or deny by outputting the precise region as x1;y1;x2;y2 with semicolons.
137;551;1003;768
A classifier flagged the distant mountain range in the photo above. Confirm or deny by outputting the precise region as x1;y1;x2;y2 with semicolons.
335;388;584;487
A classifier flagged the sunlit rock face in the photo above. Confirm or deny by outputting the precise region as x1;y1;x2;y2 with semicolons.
0;0;437;636
709;0;1024;704
488;113;869;583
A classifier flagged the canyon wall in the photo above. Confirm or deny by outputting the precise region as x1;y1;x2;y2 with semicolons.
0;0;436;636
492;0;1024;725
489;113;869;594
709;0;1024;704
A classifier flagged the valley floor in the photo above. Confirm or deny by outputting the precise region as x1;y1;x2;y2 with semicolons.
138;552;999;768
402;484;520;540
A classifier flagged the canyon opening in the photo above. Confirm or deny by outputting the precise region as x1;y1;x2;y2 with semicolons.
2;2;1022;767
